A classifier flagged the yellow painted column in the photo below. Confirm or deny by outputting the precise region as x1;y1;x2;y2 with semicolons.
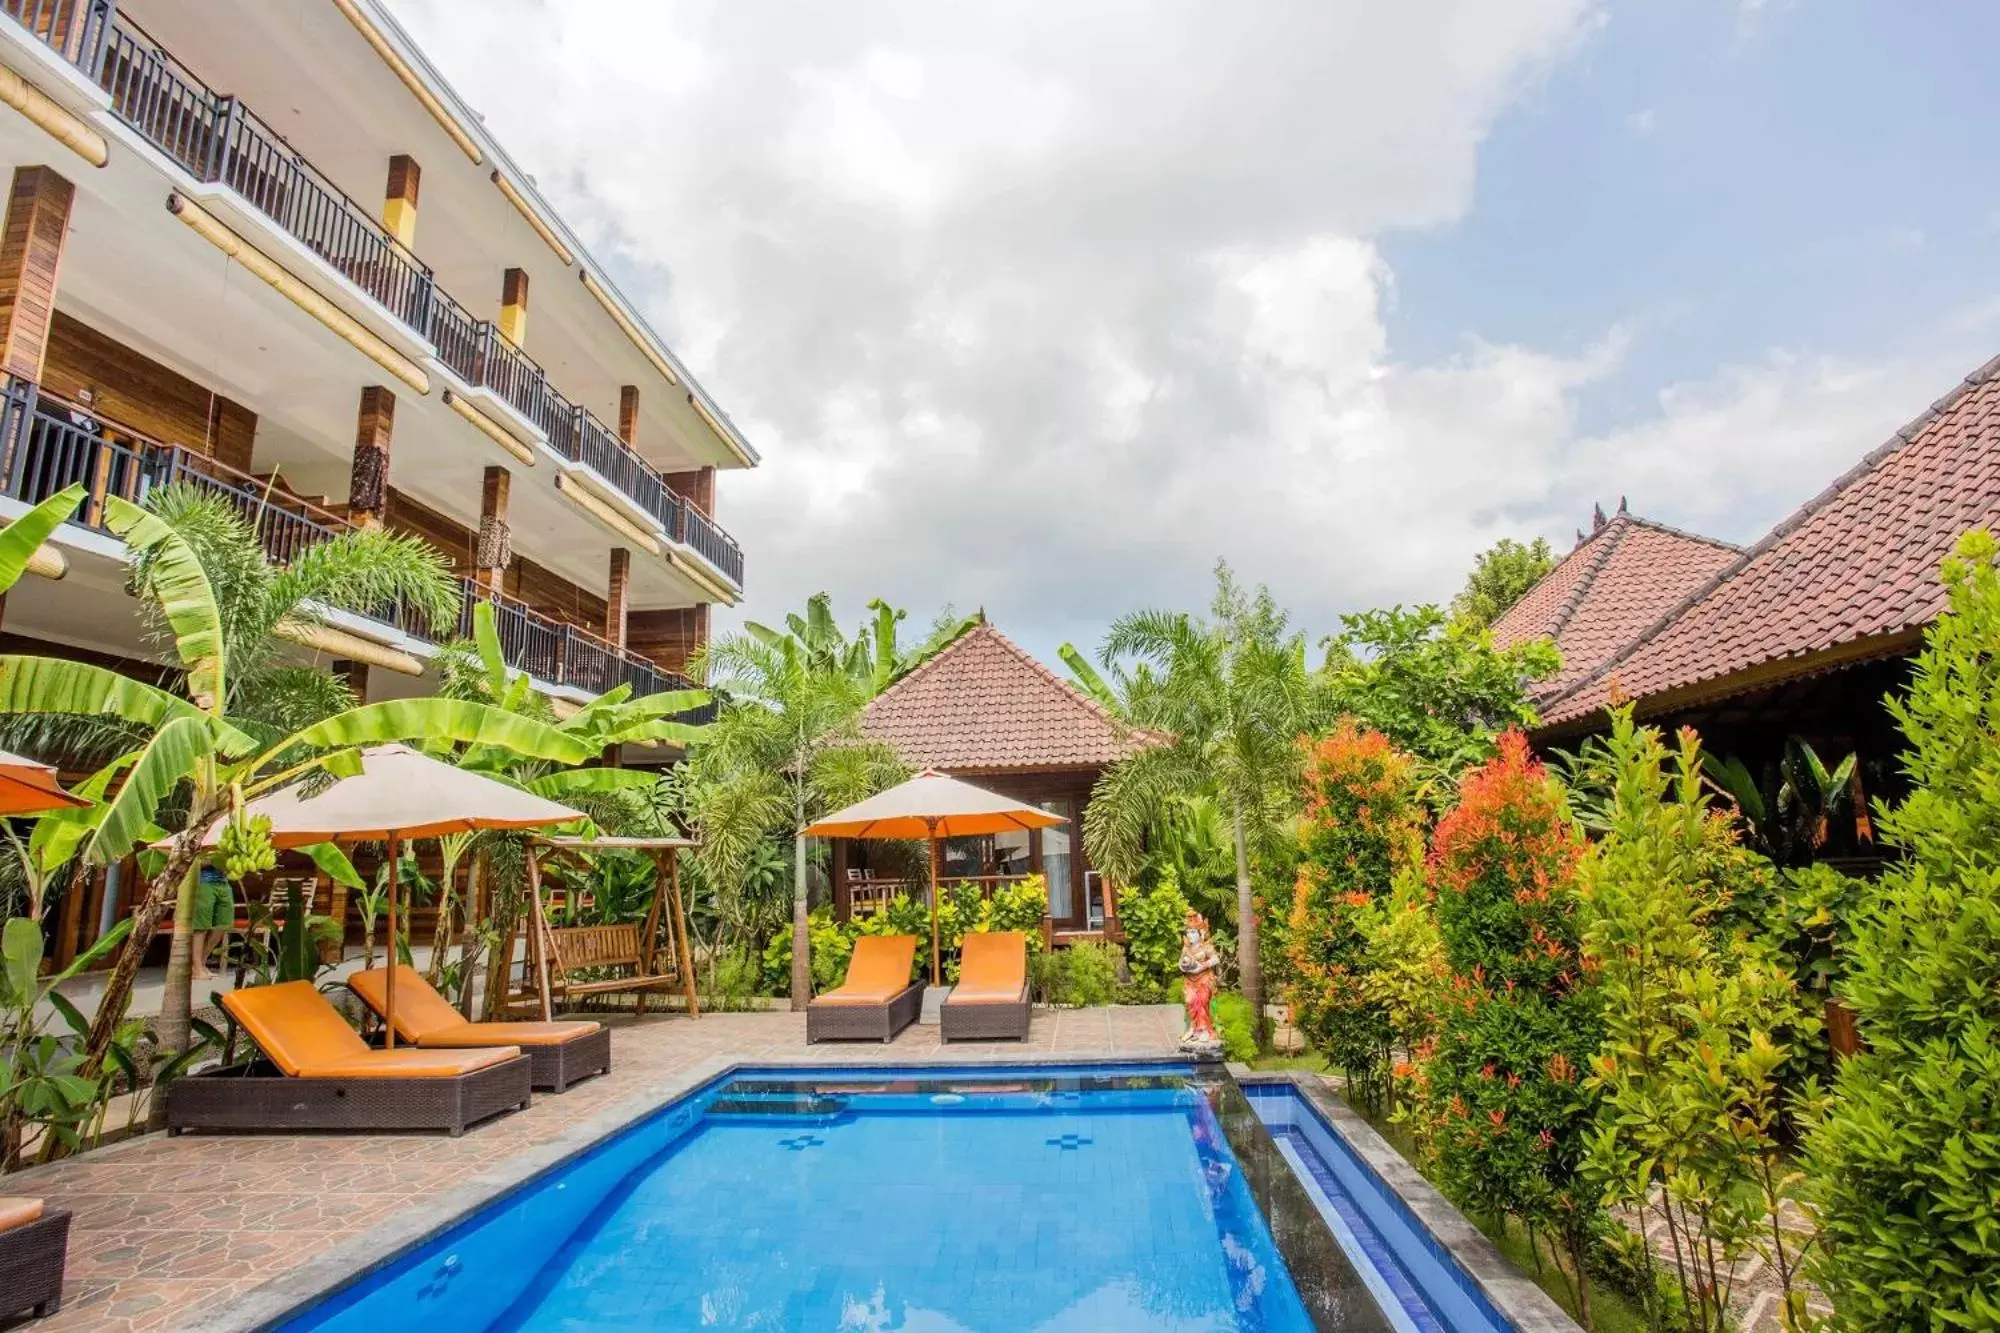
382;154;420;249
499;267;529;347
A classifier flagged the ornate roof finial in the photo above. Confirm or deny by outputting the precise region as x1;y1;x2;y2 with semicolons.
1617;495;1629;515
1592;502;1608;532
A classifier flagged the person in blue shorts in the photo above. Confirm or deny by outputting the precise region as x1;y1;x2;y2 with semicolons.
191;864;234;981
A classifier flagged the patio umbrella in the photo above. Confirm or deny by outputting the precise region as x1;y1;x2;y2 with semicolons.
195;744;585;1045
804;770;1066;985
0;748;89;815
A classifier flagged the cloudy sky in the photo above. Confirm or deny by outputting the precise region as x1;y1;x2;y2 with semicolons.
388;0;2000;665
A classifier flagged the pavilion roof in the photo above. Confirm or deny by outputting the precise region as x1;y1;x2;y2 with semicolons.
1538;352;2000;730
1491;508;1740;700
858;622;1160;771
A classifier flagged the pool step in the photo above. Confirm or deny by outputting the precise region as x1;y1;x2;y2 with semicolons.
706;1093;851;1125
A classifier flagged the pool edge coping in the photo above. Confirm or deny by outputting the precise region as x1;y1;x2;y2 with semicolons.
1233;1067;1583;1333
183;1049;1195;1333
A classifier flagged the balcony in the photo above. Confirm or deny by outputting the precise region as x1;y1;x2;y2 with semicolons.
0;377;708;711
11;6;746;590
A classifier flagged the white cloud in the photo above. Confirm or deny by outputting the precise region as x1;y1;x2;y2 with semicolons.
385;0;1991;662
1626;108;1658;135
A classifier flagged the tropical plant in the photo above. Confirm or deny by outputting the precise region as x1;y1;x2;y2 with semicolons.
1451;536;1556;629
1318;604;1559;782
1701;737;1859;867
1286;719;1426;1112
1117;869;1194;999
0;488;597;1108
1578;709;1817;1333
689;598;907;1008
1803;530;2000;1330
1085;562;1314;1045
1409;730;1602;1323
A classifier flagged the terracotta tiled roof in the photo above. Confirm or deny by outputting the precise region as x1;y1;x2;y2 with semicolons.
858;623;1158;771
1541;353;2000;728
1491;513;1740;698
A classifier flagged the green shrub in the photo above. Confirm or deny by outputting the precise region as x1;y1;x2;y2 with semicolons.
1804;530;2000;1330
760;909;855;996
1212;991;1258;1063
976;874;1049;946
705;947;765;1011
1032;942;1121;1007
1119;870;1192;1000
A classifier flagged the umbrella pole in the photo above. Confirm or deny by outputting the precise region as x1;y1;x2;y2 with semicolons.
928;826;941;987
384;834;399;1050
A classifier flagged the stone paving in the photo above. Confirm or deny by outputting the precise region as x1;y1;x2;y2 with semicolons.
5;1004;1186;1333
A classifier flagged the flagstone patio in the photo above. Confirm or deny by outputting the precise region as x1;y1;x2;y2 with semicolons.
5;1004;1186;1333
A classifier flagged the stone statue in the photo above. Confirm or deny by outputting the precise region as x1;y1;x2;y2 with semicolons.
1178;910;1224;1059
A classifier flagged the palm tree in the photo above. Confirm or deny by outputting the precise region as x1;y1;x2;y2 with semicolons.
1083;563;1314;1044
690;624;903;1008
0;487;595;1091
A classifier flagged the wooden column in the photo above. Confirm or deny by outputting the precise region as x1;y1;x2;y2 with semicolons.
0;166;74;384
666;465;716;517
605;548;630;650
382;154;421;249
618;385;640;446
499;267;529;347
348;386;395;526
333;658;369;704
476;465;511;591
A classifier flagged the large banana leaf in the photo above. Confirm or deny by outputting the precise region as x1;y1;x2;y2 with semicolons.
91;715;220;863
528;767;659;799
299;841;363;889
271;698;595;768
0;655;254;755
0;484;84;597
104;497;226;713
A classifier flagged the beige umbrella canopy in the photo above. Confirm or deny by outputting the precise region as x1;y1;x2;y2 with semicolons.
805;770;1065;984
206;745;585;1045
0;748;89;815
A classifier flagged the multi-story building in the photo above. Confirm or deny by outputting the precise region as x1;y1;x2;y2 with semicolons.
0;0;752;725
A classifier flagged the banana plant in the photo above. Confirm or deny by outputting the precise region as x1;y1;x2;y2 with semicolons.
0;491;597;1081
1702;737;1860;866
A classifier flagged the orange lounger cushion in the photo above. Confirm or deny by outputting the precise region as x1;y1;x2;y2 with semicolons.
952;931;1028;1002
349;967;601;1047
223;981;520;1079
413;1021;602;1049
0;1196;44;1233
300;1047;523;1079
814;935;918;1004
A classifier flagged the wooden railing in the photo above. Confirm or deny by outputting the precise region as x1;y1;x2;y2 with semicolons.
73;11;748;589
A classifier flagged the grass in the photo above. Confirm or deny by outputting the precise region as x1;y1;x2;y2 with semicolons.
1248;1049;1331;1074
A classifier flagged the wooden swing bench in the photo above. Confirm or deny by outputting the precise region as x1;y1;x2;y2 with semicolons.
539;922;679;1016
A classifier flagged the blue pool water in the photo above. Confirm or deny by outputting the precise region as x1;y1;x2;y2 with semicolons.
281;1066;1511;1333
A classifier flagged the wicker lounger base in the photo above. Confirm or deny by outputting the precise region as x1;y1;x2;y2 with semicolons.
940;992;1032;1042
520;1026;611;1092
168;1055;533;1137
806;983;924;1043
0;1207;70;1320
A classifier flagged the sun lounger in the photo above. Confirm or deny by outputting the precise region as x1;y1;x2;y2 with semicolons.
806;934;923;1043
348;966;611;1092
169;981;533;1137
0;1196;68;1320
941;931;1032;1042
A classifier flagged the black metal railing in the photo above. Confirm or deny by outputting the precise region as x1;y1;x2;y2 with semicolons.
82;14;749;588
681;503;744;586
0;382;703;704
1;0;115;76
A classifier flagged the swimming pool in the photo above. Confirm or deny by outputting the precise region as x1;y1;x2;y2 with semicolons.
272;1064;1537;1332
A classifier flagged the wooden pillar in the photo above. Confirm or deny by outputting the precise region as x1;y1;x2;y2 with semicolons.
0;166;75;384
477;465;511;591
605;547;629;650
666;466;716;517
499;267;529;347
618;385;639;447
382;154;421;249
348;386;395;526
333;658;369;704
